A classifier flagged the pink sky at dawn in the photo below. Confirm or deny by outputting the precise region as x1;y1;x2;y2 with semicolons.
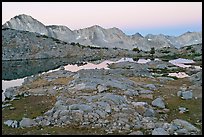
2;2;202;36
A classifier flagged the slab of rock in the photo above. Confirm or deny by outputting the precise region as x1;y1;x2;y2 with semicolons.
4;87;19;99
143;84;157;90
19;117;37;128
181;91;193;100
100;93;126;105
189;71;202;86
69;104;92;112
152;127;169;135
151;97;165;108
144;108;156;117
171;119;200;133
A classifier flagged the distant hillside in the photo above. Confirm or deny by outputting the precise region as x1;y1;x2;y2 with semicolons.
2;28;136;60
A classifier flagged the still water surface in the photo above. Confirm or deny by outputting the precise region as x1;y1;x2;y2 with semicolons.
2;58;200;92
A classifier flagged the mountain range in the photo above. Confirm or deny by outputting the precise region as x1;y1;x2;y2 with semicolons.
2;14;202;51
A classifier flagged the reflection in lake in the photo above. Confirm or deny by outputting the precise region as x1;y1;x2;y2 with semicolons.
2;57;158;91
2;57;199;92
63;58;160;72
169;58;195;68
168;72;190;78
64;61;115;72
2;57;84;80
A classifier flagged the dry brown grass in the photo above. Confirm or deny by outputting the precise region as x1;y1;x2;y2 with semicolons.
20;77;73;91
51;77;73;85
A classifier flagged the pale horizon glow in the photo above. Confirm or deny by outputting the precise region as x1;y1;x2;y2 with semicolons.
2;2;202;36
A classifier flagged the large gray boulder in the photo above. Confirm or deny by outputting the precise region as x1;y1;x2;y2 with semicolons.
69;69;139;92
171;119;200;133
4;87;19;99
144;108;156;117
151;97;165;108
19;117;37;128
181;91;193;100
189;71;202;86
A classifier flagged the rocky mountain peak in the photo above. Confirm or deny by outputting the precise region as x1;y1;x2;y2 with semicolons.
2;14;48;35
87;25;105;31
13;14;33;20
131;32;144;38
91;25;102;28
3;14;44;27
179;31;200;37
108;27;125;34
2;14;202;50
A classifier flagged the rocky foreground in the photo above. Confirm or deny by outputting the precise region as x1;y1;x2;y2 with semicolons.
2;59;202;135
